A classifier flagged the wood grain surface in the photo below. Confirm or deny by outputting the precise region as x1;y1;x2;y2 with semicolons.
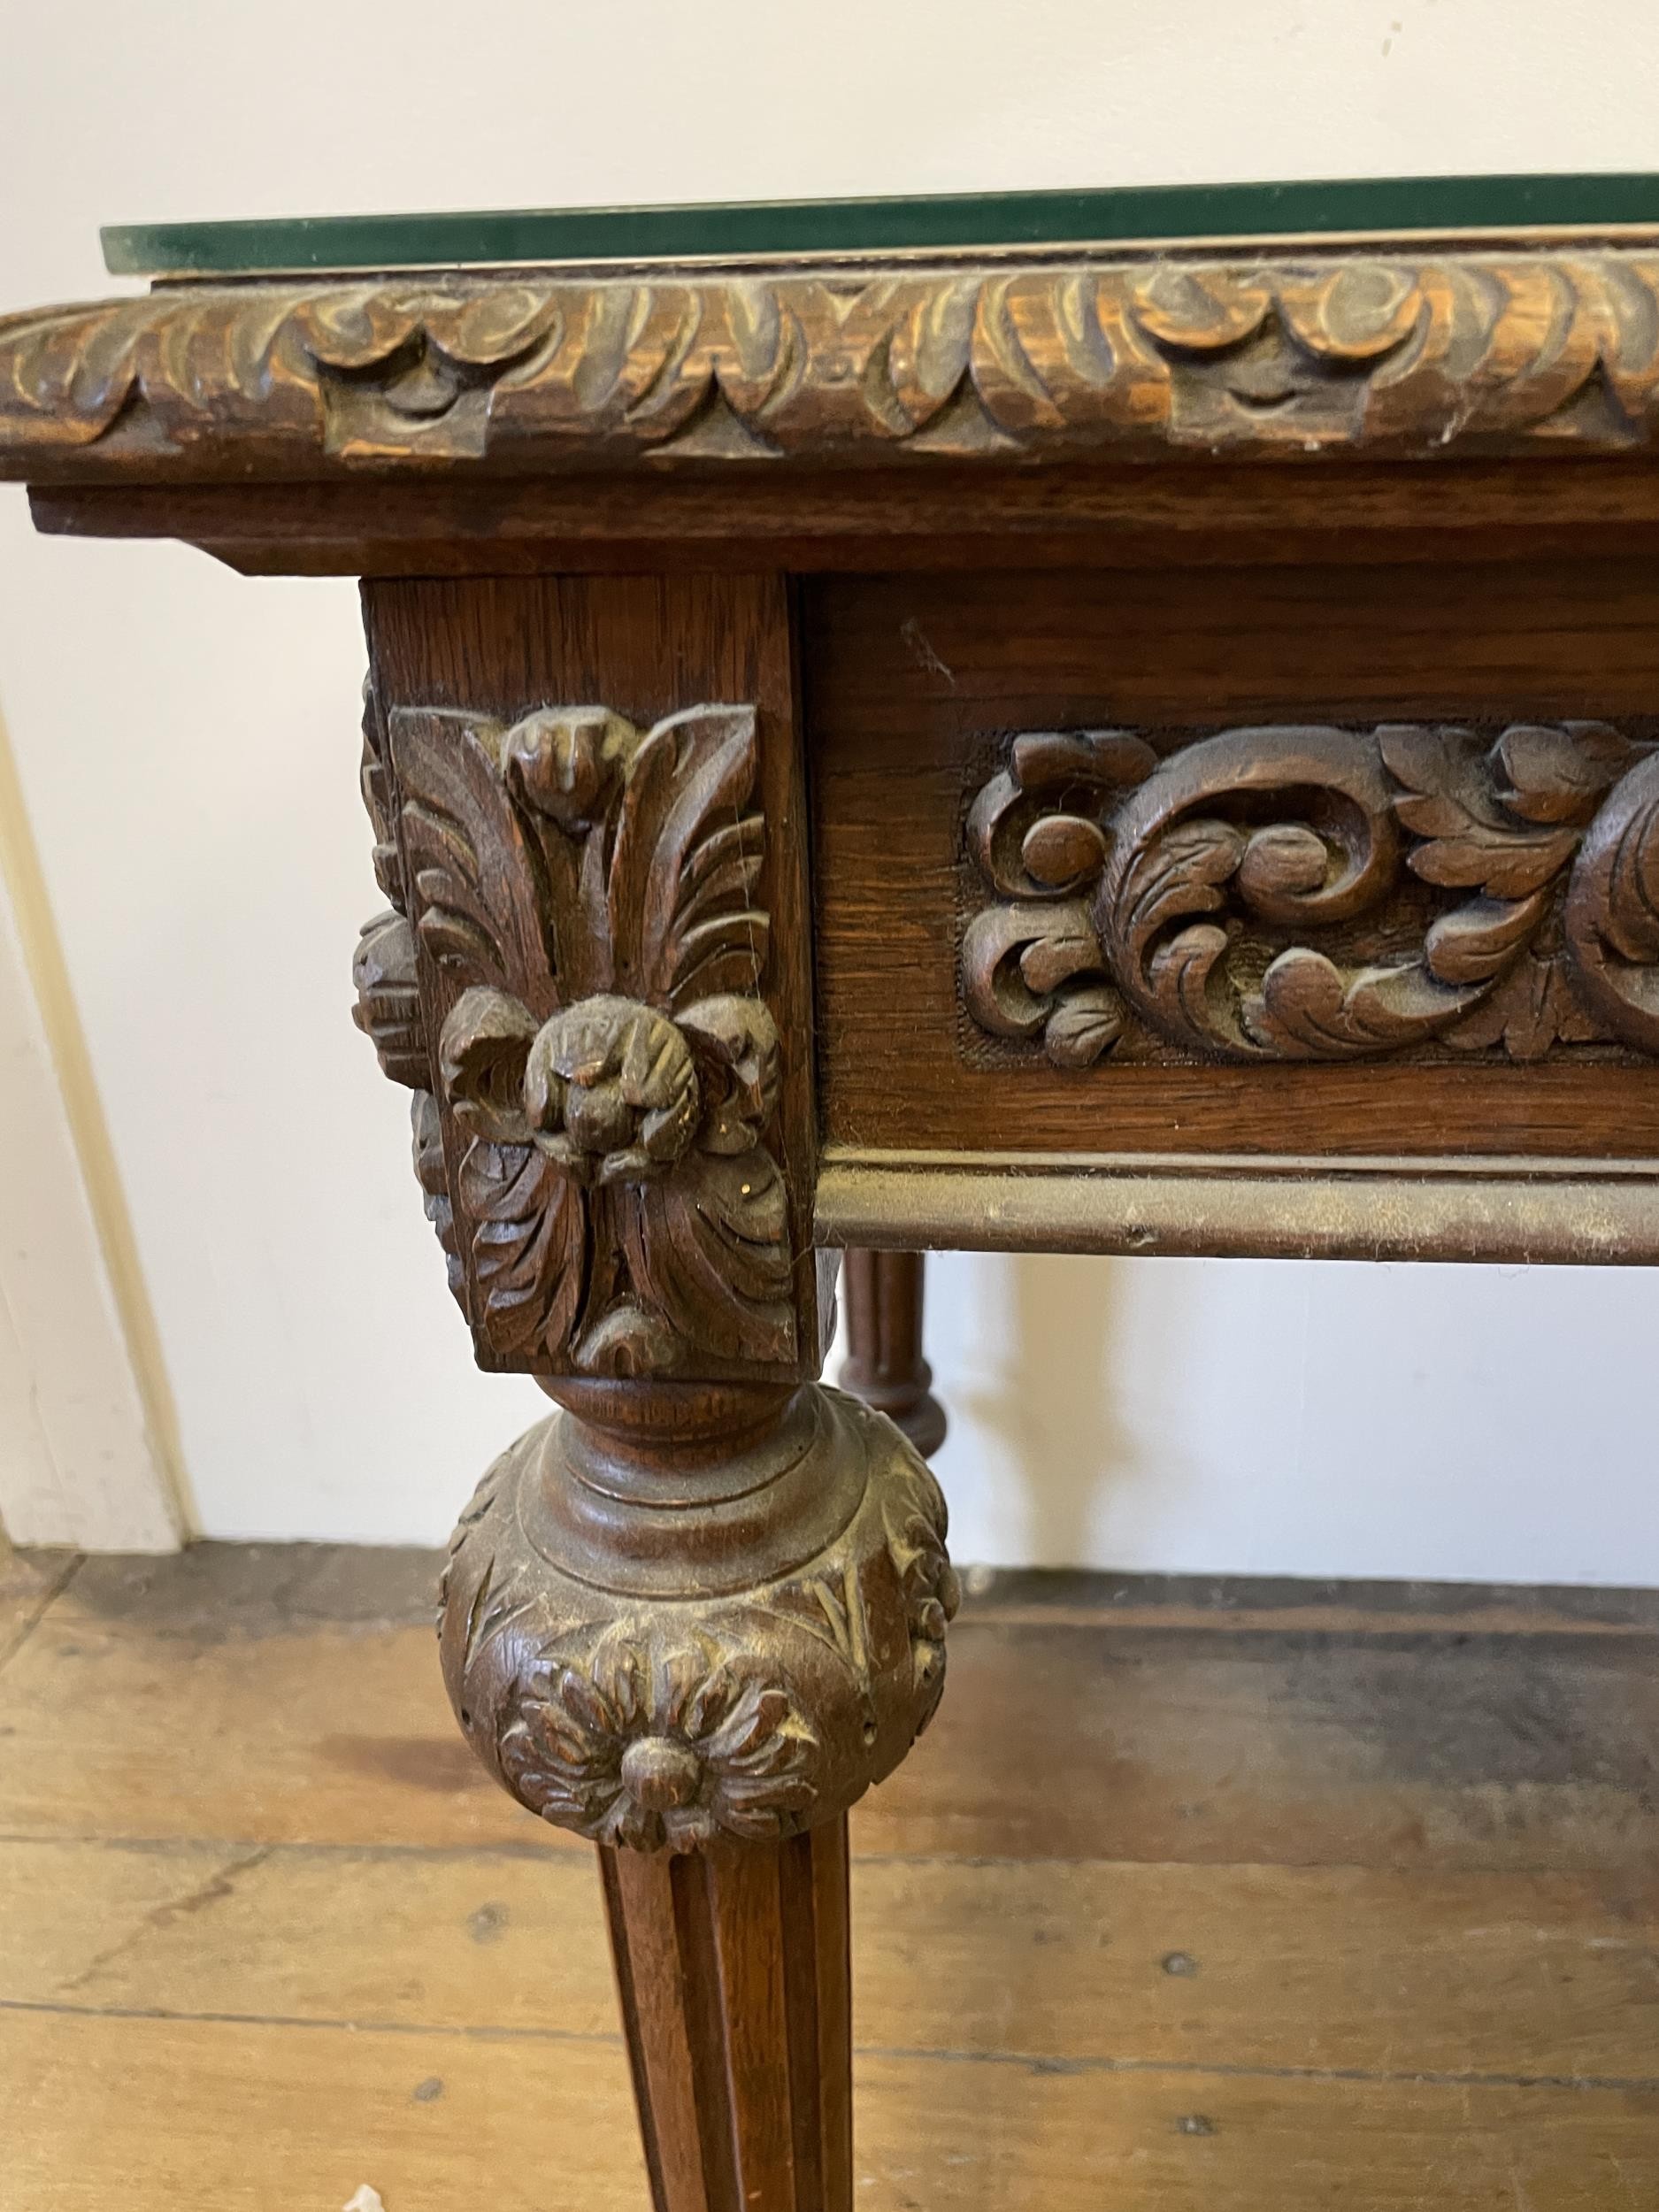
3;1544;1655;2208
807;558;1659;1159
34;457;1659;580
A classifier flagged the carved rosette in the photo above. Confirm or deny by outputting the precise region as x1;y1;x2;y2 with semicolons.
352;692;799;1379
438;1387;958;1851
963;720;1659;1067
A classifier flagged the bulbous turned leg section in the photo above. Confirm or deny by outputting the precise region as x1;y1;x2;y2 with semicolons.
839;1249;948;1459
436;1378;956;2212
439;1381;956;1849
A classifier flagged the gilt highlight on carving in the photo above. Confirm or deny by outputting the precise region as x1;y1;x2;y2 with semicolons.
5;253;1659;476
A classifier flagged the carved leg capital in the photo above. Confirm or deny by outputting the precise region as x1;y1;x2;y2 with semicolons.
439;1381;956;1852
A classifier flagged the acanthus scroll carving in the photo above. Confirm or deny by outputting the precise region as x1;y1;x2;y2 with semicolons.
963;719;1659;1067
352;692;796;1379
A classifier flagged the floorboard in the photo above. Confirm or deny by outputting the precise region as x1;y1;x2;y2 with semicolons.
2;1546;1655;2208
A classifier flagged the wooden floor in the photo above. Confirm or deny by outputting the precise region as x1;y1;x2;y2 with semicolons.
1;1538;1655;2211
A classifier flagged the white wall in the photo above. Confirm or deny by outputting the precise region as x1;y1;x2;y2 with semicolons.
0;704;183;1551
3;0;1658;1574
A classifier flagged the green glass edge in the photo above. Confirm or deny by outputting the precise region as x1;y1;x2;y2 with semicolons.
103;173;1659;278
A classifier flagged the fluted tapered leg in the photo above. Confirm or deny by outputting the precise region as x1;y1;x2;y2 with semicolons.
602;1822;853;2212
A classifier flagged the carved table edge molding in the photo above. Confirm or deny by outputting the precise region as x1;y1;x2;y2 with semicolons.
9;245;1659;480
813;1147;1659;1264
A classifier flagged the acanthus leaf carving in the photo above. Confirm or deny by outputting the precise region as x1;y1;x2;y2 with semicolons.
963;718;1659;1068
396;713;556;1012
364;696;796;1379
456;1136;588;1363
629;1148;795;1369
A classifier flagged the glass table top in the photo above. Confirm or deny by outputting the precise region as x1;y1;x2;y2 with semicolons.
103;173;1659;278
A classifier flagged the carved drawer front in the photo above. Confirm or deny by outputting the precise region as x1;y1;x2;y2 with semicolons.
808;563;1659;1169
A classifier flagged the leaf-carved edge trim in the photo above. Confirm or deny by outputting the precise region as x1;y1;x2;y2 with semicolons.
7;251;1659;478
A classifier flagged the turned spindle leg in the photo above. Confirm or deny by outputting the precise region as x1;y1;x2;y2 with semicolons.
839;1248;947;1457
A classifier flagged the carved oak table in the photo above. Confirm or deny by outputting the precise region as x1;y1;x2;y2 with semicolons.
7;175;1659;2208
